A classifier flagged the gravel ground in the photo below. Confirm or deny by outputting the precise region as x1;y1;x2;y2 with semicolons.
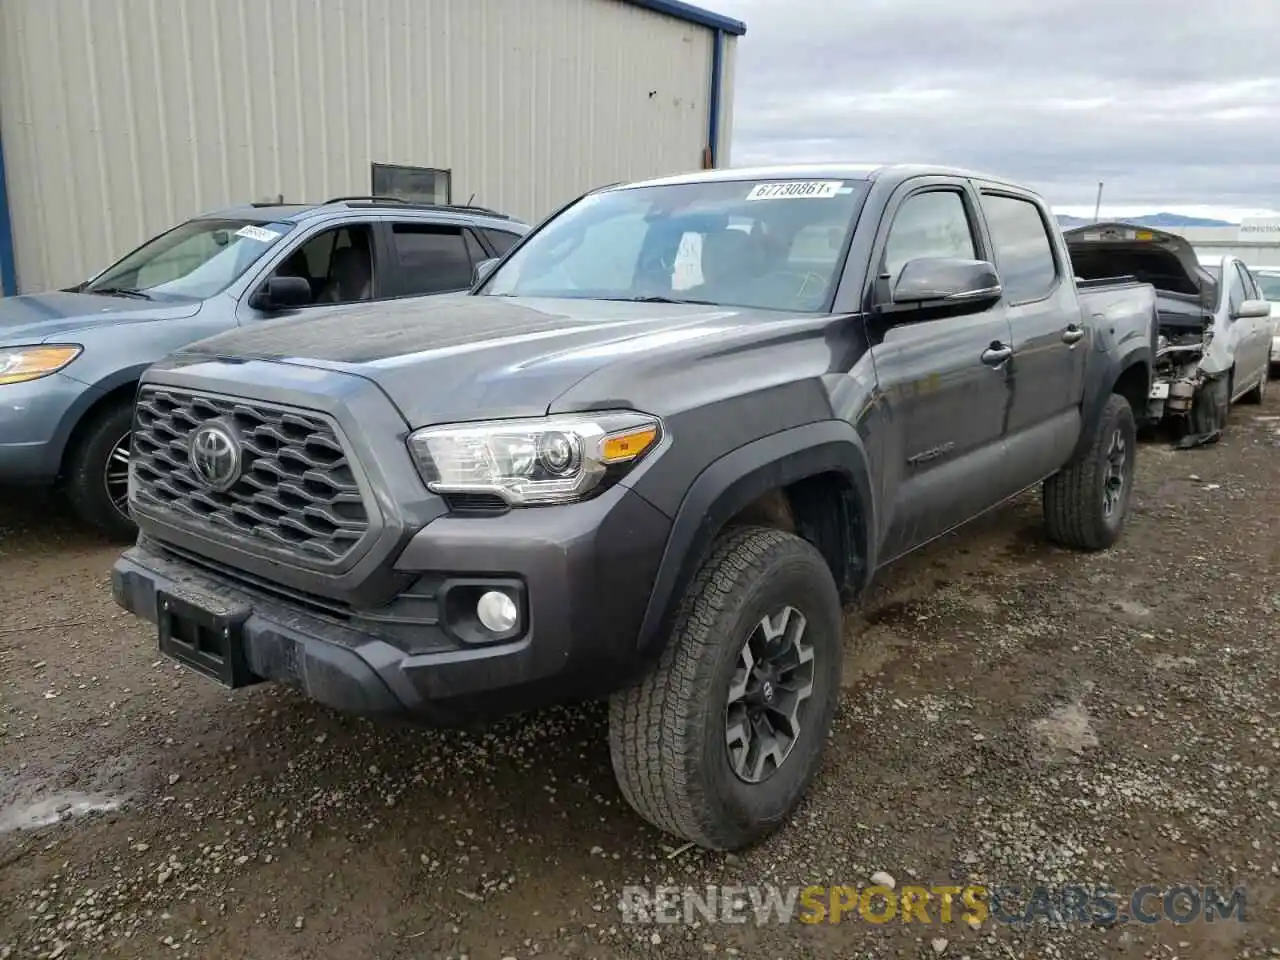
1;395;1278;960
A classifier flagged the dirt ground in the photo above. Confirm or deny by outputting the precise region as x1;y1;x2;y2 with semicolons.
2;395;1278;960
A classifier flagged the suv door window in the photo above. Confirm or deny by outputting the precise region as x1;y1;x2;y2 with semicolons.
980;193;1058;303
263;224;375;306
882;190;977;280
389;223;477;295
1235;262;1259;302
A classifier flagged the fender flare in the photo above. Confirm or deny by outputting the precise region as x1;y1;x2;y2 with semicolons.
1072;344;1151;461
635;420;877;653
50;363;148;468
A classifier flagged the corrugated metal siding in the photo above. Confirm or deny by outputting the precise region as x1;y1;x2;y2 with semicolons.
0;0;722;293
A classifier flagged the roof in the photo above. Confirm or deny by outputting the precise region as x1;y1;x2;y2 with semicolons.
617;163;1026;191
193;198;526;229
622;0;747;36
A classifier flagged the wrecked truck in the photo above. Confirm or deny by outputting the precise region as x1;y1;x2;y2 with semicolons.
1065;223;1273;443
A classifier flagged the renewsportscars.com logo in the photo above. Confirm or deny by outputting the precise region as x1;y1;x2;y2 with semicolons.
618;883;1248;926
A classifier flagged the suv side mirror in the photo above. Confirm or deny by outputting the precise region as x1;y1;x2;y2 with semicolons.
891;257;1002;307
1234;298;1271;320
473;257;500;286
250;275;312;311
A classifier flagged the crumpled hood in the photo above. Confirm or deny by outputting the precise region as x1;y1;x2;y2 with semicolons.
0;291;202;343
177;294;794;426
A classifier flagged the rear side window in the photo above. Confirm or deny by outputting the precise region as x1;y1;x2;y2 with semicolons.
980;194;1058;303
481;228;521;256
390;224;476;295
882;190;976;279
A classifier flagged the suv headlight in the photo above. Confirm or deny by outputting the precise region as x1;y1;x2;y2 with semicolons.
407;412;661;506
0;345;83;385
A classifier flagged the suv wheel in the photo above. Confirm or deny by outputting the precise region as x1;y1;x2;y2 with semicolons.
608;526;842;851
63;401;137;542
1042;392;1137;551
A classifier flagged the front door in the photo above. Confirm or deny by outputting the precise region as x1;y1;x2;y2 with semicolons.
979;190;1086;484
239;222;382;323
865;184;1015;562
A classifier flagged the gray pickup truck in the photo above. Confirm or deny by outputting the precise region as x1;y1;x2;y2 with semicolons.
0;197;526;537
112;164;1157;851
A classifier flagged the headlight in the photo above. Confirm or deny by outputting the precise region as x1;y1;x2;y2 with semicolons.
0;345;83;385
407;412;662;506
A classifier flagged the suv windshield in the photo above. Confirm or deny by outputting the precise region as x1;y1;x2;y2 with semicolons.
479;177;869;312
83;218;293;300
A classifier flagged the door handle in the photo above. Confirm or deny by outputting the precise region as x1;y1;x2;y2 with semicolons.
981;342;1013;366
1062;324;1085;344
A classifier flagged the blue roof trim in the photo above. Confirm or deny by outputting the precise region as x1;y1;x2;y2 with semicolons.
621;0;747;36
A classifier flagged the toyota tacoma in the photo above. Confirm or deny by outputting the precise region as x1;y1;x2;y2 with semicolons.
113;164;1157;851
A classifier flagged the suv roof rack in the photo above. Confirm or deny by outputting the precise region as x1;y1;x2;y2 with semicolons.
321;195;511;219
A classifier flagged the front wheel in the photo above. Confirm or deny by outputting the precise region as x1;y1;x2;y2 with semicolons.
1042;393;1137;551
63;401;137;541
608;526;843;851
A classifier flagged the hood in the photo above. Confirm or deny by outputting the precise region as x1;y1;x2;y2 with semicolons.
0;291;202;343
178;294;803;425
1064;221;1217;311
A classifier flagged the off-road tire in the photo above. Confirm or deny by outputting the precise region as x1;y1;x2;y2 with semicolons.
1042;393;1136;551
1239;367;1266;404
63;400;136;542
608;526;843;851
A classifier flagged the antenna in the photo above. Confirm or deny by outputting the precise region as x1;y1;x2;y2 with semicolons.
465;193;476;207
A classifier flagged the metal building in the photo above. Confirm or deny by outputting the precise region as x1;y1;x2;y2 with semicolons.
0;0;744;295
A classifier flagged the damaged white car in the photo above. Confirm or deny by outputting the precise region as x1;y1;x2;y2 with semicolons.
1065;222;1273;445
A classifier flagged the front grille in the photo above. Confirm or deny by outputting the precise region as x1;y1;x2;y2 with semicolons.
130;387;371;564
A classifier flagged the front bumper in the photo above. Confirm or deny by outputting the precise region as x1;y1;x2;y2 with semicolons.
112;483;672;724
0;373;87;484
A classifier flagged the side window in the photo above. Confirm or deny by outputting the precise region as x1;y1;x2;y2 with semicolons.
481;228;521;256
980;193;1058;303
265;224;374;307
882;191;976;280
1235;262;1259;302
390;223;475;295
462;229;487;266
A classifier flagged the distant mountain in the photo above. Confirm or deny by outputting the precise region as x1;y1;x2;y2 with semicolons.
1055;213;1237;228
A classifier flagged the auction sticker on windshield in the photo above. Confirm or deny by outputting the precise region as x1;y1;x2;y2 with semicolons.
235;225;285;244
746;181;845;201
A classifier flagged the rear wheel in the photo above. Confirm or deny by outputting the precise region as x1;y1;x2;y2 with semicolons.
608;526;843;851
1043;393;1136;551
63;401;136;541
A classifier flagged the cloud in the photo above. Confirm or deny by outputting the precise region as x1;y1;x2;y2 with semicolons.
713;0;1280;216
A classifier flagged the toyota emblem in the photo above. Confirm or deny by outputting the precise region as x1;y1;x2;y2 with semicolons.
189;421;242;491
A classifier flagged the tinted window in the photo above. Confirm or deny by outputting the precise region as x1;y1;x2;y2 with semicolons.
482;228;521;256
883;191;976;280
391;224;475;294
980;194;1057;303
462;229;487;265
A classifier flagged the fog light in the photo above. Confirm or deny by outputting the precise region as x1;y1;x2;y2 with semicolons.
476;590;519;633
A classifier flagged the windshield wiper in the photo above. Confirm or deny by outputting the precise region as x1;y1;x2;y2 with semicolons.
90;286;153;300
603;295;722;306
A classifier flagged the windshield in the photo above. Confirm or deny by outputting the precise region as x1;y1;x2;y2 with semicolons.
84;218;293;300
1254;273;1280;300
479;177;869;312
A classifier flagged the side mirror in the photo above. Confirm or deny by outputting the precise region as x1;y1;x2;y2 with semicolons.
891;257;1002;307
1234;298;1272;320
473;257;500;286
251;275;312;311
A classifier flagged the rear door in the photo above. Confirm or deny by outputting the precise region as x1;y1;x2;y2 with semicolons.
863;179;1015;561
1233;261;1270;387
977;189;1086;480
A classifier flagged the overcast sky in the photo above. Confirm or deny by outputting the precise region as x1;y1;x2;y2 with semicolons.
711;0;1280;221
